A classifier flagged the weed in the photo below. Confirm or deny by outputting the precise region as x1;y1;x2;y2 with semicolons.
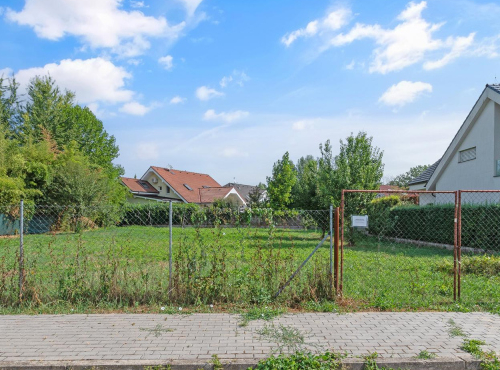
460;338;500;370
239;306;285;326
256;323;316;354
416;350;436;359
139;324;174;338
447;319;467;337
144;366;171;370
250;351;346;370
303;300;338;312
210;354;223;370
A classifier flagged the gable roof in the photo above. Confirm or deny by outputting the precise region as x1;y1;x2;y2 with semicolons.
199;187;233;203
121;177;159;194
408;160;441;186
223;183;261;201
149;166;221;203
425;84;500;190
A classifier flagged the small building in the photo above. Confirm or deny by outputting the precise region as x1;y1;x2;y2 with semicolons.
223;183;267;204
121;166;246;206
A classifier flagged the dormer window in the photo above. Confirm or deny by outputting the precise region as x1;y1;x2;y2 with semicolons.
139;181;150;190
459;147;476;163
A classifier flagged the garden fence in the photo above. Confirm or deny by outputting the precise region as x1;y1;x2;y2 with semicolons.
341;189;500;310
0;202;332;308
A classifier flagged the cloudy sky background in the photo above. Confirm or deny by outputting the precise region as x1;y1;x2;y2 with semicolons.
1;0;500;184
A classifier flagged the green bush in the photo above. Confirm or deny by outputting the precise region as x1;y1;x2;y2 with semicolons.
368;202;500;252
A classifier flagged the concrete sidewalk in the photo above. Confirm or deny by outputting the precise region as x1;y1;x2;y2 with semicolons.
0;312;499;369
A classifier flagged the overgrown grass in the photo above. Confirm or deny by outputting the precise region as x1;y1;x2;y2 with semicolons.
1;226;499;314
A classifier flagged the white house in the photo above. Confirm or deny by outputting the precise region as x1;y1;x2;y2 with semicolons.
409;84;500;204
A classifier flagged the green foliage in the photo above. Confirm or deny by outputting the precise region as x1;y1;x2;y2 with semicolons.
267;152;297;209
0;75;124;208
367;195;402;235
368;202;500;251
416;350;436;359
437;256;500;276
389;164;430;189
239;306;285;326
461;338;500;370
291;155;320;210
250;351;345;370
334;132;384;201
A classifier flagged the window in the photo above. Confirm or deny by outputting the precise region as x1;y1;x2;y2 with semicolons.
139;181;150;189
459;147;476;163
166;186;170;193
496;160;500;176
159;186;162;190
184;183;193;190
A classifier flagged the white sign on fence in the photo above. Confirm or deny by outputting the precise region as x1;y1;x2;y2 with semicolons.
351;215;368;228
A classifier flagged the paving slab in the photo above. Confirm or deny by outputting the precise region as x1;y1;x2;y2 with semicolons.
0;312;498;369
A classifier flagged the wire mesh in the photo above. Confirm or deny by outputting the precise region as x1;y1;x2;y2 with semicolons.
341;190;457;310
0;203;331;309
457;191;500;309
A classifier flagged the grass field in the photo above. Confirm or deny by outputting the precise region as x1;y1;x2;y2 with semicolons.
0;225;499;314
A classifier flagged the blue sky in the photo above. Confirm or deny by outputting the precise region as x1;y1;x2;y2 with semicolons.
1;0;500;185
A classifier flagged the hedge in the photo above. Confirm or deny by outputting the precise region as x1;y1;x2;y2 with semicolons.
368;202;500;251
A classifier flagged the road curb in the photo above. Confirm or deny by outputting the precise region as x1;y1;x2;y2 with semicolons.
0;357;484;370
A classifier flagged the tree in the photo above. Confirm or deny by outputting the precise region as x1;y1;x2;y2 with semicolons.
334;132;384;194
248;183;266;208
266;152;297;209
291;155;320;209
389;164;430;189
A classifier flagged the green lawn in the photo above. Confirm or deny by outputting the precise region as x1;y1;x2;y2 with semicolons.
0;225;499;314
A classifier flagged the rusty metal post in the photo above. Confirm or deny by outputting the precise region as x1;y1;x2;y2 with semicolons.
19;199;24;302
457;190;462;300
453;191;458;301
334;207;340;294
329;205;333;296
340;190;345;296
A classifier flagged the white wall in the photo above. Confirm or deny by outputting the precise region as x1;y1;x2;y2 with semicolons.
434;100;500;191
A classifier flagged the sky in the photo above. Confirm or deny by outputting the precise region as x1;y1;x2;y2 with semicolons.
1;0;500;185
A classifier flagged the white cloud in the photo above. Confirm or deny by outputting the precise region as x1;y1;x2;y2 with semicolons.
119;101;154;116
6;0;185;57
379;81;432;107
345;60;355;70
281;7;351;47
0;67;13;77
423;33;475;70
130;0;146;8
195;86;224;101
178;0;203;16
135;142;160;160
292;120;315;131
14;58;133;104
219;70;249;88
127;58;142;66
158;55;173;70
170;96;186;104
329;1;475;73
203;109;249;123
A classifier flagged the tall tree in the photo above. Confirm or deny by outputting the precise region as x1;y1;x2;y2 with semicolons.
389;164;430;189
291;155;320;209
266;152;297;209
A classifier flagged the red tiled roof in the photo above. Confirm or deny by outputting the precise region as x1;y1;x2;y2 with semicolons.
150;167;221;203
121;177;159;194
199;187;233;203
379;185;401;192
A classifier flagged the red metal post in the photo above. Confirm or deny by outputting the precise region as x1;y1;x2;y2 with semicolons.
340;190;345;296
457;190;462;300
453;191;458;301
334;207;340;295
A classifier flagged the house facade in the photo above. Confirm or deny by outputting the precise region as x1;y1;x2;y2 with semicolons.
409;84;500;204
121;166;247;206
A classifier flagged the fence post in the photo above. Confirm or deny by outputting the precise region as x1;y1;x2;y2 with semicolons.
329;205;333;296
169;201;173;299
457;191;462;301
453;191;458;301
19;199;24;301
334;207;339;295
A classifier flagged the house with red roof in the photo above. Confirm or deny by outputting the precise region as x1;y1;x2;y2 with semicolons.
121;166;247;206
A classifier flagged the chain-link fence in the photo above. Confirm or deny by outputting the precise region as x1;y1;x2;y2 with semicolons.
457;190;500;310
341;190;458;309
0;202;332;309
